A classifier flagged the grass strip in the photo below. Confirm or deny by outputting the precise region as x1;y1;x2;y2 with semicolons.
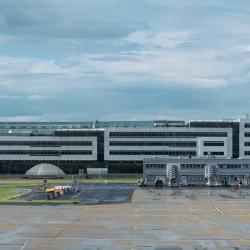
0;199;80;204
0;177;140;187
0;188;32;200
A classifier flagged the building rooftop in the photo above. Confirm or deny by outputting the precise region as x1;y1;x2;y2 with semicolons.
0;119;243;134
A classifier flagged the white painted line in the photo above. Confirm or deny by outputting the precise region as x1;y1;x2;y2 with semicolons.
214;206;224;215
21;241;27;250
71;193;81;199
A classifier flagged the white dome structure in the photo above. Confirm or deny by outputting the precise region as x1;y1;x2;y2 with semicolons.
25;163;65;178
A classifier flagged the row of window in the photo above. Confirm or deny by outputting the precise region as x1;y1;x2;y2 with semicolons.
182;164;250;169
109;132;228;138
219;164;245;168
109;141;196;147
184;176;205;181
203;141;224;146
145;164;166;169
0;150;92;155
109;151;196;156
244;151;250;155
0;141;92;147
145;164;250;169
146;175;249;183
0;140;226;147
181;164;205;168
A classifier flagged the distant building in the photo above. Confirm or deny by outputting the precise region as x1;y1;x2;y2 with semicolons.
0;116;250;174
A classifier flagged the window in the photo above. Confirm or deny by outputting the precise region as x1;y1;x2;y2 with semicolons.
0;150;92;155
0;141;92;146
203;141;224;146
109;141;196;147
203;152;224;156
110;132;227;138
242;164;249;169
109;150;196;156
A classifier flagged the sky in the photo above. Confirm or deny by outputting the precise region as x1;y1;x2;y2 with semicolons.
0;0;250;121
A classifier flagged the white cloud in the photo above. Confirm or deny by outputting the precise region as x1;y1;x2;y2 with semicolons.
231;44;250;53
83;48;238;88
0;14;7;28
28;60;63;74
0;43;245;92
0;112;90;122
146;0;231;10
0;20;249;97
27;95;50;100
0;95;21;99
0;115;49;122
127;31;191;48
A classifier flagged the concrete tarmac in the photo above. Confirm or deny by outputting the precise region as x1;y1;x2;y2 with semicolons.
1;186;250;249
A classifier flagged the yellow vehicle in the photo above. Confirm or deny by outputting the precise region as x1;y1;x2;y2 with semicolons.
45;187;64;199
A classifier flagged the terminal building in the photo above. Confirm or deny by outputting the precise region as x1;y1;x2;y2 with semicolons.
0;117;250;175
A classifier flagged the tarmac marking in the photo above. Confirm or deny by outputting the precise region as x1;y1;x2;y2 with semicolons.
214;206;225;215
21;241;27;250
71;193;81;199
23;194;37;200
199;219;221;228
55;227;65;239
183;214;220;228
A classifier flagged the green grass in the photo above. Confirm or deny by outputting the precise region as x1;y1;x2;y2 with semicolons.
0;187;31;200
0;176;141;187
81;178;139;184
0;199;80;204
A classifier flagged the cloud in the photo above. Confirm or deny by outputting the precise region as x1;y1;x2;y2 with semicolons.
0;112;93;122
27;95;50;100
0;0;250;120
0;14;7;28
0;0;148;40
0;39;247;95
81;47;242;88
0;115;49;122
0;94;50;101
0;95;21;99
127;31;191;49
